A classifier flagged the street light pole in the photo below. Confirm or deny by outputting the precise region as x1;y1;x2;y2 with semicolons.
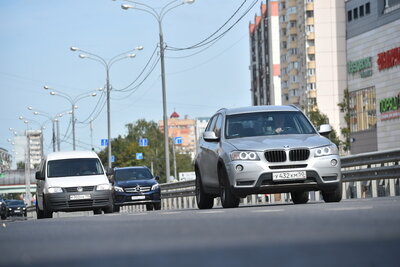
70;46;142;169
120;0;195;182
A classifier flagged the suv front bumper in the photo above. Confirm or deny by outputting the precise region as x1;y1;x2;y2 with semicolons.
113;190;161;206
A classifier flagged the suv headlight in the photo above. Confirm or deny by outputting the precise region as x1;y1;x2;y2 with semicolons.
96;183;112;191
314;144;338;157
151;184;160;191
230;151;260;161
114;186;124;192
48;187;63;193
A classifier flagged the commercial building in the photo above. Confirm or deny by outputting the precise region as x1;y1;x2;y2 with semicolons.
13;130;43;169
249;1;281;106
0;148;12;173
346;0;400;153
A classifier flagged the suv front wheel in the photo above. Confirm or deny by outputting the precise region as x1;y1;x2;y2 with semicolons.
322;183;342;203
219;166;240;209
195;169;214;209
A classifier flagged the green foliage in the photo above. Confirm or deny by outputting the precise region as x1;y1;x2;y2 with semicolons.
308;109;341;147
16;161;25;170
337;89;351;152
98;119;194;183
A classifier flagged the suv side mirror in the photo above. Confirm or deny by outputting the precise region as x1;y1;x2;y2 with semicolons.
203;131;219;142
35;171;45;180
154;176;160;181
318;124;332;137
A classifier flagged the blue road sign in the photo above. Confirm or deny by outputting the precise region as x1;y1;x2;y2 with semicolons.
139;138;148;147
136;153;143;160
101;139;108;146
111;155;115;163
174;137;183;145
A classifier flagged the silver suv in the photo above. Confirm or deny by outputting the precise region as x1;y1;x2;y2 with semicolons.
195;105;342;209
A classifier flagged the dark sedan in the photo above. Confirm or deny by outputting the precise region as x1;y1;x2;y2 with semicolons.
7;200;27;217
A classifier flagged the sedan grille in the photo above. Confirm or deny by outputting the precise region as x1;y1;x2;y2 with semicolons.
265;151;287;163
289;149;310;161
125;186;151;193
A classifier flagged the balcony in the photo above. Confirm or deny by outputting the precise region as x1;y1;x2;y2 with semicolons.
307;61;316;68
307;90;317;98
289;40;298;48
282;74;289;81
306;17;314;25
289;82;299;90
282;88;289;95
307;76;316;83
288;0;296;7
289;55;298;62
289;96;300;104
307;46;315;54
307;32;315;40
288;13;297;21
289;68;298;76
306;2;314;11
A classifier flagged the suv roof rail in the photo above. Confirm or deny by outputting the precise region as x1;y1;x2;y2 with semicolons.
216;108;227;113
288;104;301;111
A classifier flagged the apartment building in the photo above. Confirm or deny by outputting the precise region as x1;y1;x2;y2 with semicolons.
278;0;347;136
346;0;400;153
13;130;43;169
249;1;281;106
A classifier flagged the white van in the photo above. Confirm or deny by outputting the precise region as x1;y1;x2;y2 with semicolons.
35;151;113;219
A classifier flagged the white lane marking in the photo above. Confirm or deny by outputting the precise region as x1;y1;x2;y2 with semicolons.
251;209;285;213
326;206;373;211
161;212;182;215
128;213;148;216
198;210;225;214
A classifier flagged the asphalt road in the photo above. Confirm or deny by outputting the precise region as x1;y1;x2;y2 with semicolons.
1;197;399;267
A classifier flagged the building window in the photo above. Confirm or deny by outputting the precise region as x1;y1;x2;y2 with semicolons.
360;5;364;17
349;87;377;132
353;8;358;19
366;2;370;14
307;83;316;90
348;10;352;21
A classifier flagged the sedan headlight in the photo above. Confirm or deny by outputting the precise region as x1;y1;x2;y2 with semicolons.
114;186;124;192
96;183;112;191
48;187;63;193
314;144;338;157
230;151;260;161
151;183;160;191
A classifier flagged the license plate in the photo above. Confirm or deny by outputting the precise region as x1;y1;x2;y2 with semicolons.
272;171;306;181
14;210;21;213
70;194;91;200
131;196;146;200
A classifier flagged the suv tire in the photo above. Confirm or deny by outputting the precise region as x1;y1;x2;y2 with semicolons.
322;183;342;203
195;169;214;209
291;191;309;204
153;202;161;210
219;166;240;209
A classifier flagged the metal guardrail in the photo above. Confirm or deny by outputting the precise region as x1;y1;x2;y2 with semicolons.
160;148;400;199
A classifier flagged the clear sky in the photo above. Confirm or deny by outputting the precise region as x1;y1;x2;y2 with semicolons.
0;0;260;159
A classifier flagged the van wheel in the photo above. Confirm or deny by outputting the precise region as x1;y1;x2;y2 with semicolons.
219;167;240;209
103;202;114;214
93;209;102;215
36;201;44;219
113;205;120;213
195;169;214;209
291;191;309;204
146;204;154;211
42;198;53;218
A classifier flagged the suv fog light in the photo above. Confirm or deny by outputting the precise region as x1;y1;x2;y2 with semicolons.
331;159;338;166
236;165;244;172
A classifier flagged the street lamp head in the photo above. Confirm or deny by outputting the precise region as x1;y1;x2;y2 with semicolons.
33;111;39;115
43;85;50;90
28;106;33;110
91;93;97;97
128;53;136;58
183;0;195;4
121;4;134;10
19;116;24;120
97;87;104;91
24;120;29;124
135;46;144;51
70;46;80;52
50;91;56;95
79;54;87;59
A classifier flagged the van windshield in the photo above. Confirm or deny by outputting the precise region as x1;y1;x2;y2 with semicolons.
114;168;153;181
47;158;104;178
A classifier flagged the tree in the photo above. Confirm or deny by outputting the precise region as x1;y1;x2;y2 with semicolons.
98;119;194;183
338;89;351;152
308;108;341;147
17;161;25;170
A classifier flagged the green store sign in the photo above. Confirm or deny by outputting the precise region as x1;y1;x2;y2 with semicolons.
380;93;400;113
348;57;372;78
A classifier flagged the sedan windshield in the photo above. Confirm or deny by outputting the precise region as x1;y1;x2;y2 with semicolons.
225;111;316;139
47;158;104;178
114;168;153;181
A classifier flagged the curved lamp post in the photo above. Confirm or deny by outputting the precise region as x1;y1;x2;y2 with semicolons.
43;86;97;151
119;0;195;182
69;46;143;168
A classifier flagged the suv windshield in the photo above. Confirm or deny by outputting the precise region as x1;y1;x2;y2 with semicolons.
114;168;153;181
225;111;316;139
47;158;104;178
8;200;25;206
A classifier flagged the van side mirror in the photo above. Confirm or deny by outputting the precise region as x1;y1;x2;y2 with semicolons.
106;167;114;176
35;171;45;180
203;131;219;142
318;124;332;137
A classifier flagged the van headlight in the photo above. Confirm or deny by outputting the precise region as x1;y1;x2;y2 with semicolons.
314;145;338;157
114;186;124;192
230;151;260;161
96;184;112;191
151;184;160;191
48;187;63;193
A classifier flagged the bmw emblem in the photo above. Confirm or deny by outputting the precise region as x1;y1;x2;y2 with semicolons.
283;145;290;149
